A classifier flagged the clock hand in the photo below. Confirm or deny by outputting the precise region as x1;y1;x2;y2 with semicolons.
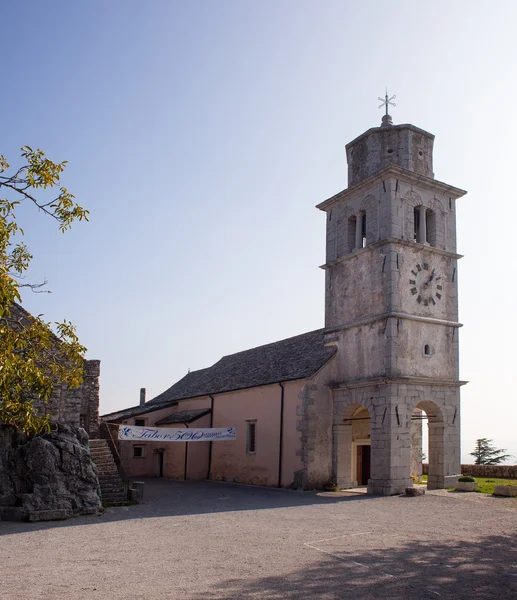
424;269;436;288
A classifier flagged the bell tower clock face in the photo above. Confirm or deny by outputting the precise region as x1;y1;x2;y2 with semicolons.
409;262;443;307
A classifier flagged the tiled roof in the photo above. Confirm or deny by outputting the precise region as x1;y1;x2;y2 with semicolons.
147;328;335;406
155;409;211;425
101;400;179;422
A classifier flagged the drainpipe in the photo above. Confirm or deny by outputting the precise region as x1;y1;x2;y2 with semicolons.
207;395;214;480
278;382;285;488
184;423;189;481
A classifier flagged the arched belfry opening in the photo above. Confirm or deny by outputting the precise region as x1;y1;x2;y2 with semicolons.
413;205;437;246
334;403;372;489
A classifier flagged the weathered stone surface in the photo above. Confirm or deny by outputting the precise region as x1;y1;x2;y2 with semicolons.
493;485;517;497
89;439;127;504
455;481;477;492
0;423;101;520
0;507;26;521
345;123;435;187
316;118;465;496
28;509;69;522
405;487;425;496
7;305;101;439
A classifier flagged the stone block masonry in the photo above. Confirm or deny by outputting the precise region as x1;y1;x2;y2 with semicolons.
33;359;101;439
423;463;517;479
6;304;101;439
318;115;465;495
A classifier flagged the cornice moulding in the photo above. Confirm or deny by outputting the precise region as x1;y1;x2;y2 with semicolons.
316;165;467;212
324;311;463;333
320;238;463;270
330;376;468;390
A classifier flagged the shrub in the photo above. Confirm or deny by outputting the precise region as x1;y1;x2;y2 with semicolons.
458;476;476;483
322;481;339;492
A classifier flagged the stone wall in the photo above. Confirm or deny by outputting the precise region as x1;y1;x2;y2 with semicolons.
7;304;101;439
423;463;517;479
345;123;435;187
33;359;101;439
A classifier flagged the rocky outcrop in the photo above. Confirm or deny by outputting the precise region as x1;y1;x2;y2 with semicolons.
0;423;102;521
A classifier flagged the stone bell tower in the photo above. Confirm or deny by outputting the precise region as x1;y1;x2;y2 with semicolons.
317;102;466;494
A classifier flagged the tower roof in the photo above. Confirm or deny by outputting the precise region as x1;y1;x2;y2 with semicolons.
345;121;435;186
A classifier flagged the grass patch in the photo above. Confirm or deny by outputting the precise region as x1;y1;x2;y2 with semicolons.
420;475;517;494
473;478;517;495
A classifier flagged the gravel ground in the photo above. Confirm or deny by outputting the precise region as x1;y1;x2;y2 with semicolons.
1;479;516;600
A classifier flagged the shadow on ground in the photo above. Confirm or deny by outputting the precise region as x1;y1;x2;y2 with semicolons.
208;533;517;599
0;478;374;534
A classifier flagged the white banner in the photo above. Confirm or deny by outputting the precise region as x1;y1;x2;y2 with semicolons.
118;424;236;442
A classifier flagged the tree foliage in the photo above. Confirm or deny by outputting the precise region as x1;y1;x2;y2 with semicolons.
470;438;512;465
0;147;89;435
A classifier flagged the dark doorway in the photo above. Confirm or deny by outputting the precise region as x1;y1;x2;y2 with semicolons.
356;445;371;486
158;452;164;478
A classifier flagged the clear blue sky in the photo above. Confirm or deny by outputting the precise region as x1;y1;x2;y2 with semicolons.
3;1;516;463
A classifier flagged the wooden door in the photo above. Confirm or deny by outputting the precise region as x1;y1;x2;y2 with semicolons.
356;445;371;485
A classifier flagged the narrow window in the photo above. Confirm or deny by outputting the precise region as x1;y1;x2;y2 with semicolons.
133;445;145;458
348;216;356;253
134;418;146;426
247;421;257;454
424;344;431;355
426;209;436;247
413;207;420;242
414;206;429;244
361;212;367;248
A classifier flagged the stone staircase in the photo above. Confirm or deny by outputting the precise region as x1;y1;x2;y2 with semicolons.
89;439;127;504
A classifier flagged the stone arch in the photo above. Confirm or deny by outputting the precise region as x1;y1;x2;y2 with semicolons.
339;399;375;421
360;194;378;245
334;401;373;489
402;190;423;241
412;399;447;490
413;399;445;423
428;197;445;215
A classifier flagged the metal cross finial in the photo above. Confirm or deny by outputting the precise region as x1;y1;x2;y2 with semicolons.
378;89;396;115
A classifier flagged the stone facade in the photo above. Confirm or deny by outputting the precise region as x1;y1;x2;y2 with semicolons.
32;359;101;439
102;113;465;496
346;123;435;187
315;113;466;494
5;304;101;438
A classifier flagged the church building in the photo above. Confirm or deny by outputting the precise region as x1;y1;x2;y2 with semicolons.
102;107;466;495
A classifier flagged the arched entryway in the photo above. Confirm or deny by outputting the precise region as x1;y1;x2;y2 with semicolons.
412;400;446;490
334;403;372;489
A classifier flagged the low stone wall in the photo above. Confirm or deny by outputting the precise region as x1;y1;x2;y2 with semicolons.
423;463;517;479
